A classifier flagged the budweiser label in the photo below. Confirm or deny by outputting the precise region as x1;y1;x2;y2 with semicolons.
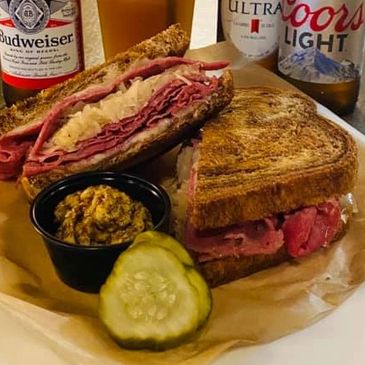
221;0;281;60
0;0;82;88
279;0;365;84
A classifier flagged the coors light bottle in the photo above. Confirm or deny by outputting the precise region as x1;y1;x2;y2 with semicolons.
0;0;84;105
278;0;365;115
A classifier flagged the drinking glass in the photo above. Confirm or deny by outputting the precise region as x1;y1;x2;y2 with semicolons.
97;0;195;59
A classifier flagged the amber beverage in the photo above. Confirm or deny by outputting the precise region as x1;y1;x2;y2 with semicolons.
279;77;360;116
170;0;195;36
97;0;169;59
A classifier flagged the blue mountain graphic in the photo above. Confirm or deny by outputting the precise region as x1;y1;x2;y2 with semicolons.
279;48;358;82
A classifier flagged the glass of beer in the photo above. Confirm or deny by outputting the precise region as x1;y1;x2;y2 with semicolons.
170;0;195;37
97;0;195;60
97;0;169;59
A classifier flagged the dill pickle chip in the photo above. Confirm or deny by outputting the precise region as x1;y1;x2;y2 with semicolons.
99;243;210;350
132;231;194;266
186;268;212;327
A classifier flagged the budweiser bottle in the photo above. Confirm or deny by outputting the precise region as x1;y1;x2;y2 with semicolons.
218;0;282;72
0;0;84;105
278;0;365;115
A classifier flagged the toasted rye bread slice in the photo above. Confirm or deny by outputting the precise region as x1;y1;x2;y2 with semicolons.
0;24;189;136
21;71;234;200
191;87;358;230
199;247;289;287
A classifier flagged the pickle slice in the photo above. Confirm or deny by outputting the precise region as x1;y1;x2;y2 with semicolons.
99;244;202;350
186;268;212;327
132;231;194;266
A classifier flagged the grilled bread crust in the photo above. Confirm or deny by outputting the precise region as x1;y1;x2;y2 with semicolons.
21;71;234;200
191;87;358;230
0;24;189;136
199;247;289;288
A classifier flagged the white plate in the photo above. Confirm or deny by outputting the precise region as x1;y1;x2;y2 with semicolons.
213;284;365;365
212;105;365;365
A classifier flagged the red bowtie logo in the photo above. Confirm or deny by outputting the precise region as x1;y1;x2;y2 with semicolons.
251;19;260;33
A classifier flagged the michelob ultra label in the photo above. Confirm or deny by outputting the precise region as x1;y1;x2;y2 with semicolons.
279;0;365;84
0;0;83;89
220;0;281;60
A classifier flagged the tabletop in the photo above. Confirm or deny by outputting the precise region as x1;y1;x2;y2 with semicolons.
0;3;364;365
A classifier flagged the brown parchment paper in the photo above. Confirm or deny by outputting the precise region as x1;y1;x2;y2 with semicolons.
0;42;365;365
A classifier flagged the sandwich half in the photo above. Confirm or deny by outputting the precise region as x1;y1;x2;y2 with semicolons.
0;24;233;199
173;87;358;287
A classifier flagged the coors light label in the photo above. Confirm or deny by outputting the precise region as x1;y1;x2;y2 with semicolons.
279;0;365;84
0;0;83;89
221;0;282;60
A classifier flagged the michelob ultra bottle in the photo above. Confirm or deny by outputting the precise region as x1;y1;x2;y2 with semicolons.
219;0;282;72
278;0;365;115
0;0;84;105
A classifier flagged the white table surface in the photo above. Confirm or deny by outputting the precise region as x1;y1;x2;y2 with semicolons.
213;283;365;365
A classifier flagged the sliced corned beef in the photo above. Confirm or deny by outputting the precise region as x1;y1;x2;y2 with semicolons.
186;199;342;262
0;57;228;180
185;217;285;262
0;121;43;180
23;76;218;176
283;199;342;258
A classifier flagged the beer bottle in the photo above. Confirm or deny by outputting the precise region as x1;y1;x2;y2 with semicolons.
278;0;365;116
218;0;282;72
0;0;84;106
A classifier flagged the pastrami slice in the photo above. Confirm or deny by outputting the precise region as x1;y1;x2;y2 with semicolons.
185;217;285;263
185;199;343;262
0;121;43;180
283;199;342;258
0;57;230;180
23;76;218;176
32;57;228;157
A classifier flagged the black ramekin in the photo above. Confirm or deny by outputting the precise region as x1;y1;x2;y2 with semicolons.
30;171;171;293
